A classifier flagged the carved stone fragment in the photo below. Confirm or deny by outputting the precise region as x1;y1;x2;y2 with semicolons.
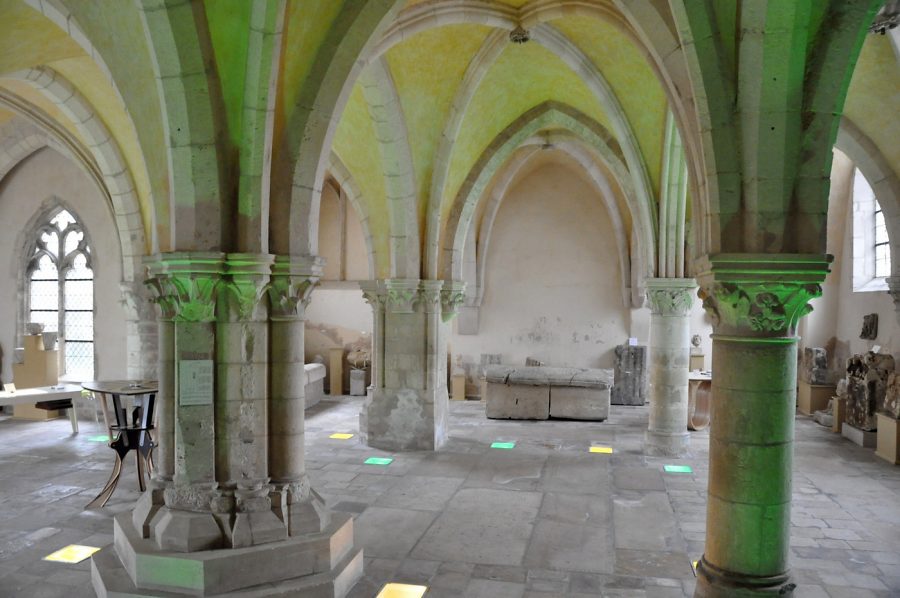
844;352;895;430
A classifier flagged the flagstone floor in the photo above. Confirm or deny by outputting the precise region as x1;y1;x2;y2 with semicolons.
0;398;898;597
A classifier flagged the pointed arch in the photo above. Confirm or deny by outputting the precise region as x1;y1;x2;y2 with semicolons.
836;117;900;275
441;101;654;307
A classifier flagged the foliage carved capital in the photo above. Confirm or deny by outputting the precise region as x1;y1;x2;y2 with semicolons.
222;254;274;321
440;281;467;322
645;278;696;317
267;255;323;320
694;254;831;338
144;253;225;323
384;279;421;314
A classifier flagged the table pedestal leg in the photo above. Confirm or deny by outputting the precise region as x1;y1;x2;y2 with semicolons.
87;454;123;508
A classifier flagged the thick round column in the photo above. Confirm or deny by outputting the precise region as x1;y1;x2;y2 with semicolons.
698;336;796;595
695;254;830;597
645;278;695;456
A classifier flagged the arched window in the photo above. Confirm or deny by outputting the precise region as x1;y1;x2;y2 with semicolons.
852;168;892;291
26;208;94;379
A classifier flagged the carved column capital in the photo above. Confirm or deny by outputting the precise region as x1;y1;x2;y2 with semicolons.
222;253;274;322
384;279;421;313
267;255;323;321
144;253;226;323
421;280;444;314
645;278;696;317
359;280;387;309
694;254;831;338
440;280;467;322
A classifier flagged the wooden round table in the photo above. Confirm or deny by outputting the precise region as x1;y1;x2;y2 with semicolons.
81;380;158;507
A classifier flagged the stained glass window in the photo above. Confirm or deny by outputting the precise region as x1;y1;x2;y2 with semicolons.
26;208;94;379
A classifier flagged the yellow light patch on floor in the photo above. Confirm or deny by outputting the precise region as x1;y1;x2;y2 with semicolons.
376;582;428;598
589;446;613;454
329;433;354;440
43;545;101;564
692;560;699;576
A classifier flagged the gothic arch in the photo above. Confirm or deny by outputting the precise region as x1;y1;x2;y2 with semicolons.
441;101;655;306
836;117;900;274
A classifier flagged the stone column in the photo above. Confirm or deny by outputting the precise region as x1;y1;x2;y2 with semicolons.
214;253;286;547
645;277;696;456
360;279;465;451
359;280;386;390
151;253;226;553
143;263;177;483
694;254;830;597
267;255;329;535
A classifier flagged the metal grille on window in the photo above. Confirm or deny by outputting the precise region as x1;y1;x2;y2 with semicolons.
26;208;94;380
875;204;891;279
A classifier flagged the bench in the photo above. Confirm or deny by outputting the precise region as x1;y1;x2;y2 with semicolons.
0;384;83;433
484;366;612;421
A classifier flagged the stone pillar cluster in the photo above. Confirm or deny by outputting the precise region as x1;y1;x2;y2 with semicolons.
100;252;361;597
693;254;830;598
359;279;465;451
645;277;696;457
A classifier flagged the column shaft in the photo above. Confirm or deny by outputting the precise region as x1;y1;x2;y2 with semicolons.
155;319;175;481
269;317;305;483
645;278;695;457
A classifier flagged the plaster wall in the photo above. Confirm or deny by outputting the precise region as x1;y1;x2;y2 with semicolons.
802;151;900;376
450;154;628;370
0;148;127;383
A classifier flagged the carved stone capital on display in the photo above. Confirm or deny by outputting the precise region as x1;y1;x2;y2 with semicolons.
694;254;832;338
440;280;467;322
421;280;444;314
645;278;696;317
267;255;323;320
385;278;421;313
143;253;226;323
222;253;274;321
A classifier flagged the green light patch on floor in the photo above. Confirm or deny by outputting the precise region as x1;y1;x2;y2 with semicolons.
329;433;354;440
663;464;693;473
364;457;393;466
589;446;613;454
87;435;109;442
43;544;101;563
491;441;515;449
376;583;428;598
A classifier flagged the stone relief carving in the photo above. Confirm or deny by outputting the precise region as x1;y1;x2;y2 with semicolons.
860;313;878;340
844;352;894;430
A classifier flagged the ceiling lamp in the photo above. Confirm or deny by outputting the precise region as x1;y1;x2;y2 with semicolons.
870;0;900;34
509;25;530;43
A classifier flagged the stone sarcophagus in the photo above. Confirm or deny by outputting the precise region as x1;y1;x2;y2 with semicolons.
484;366;612;421
845;352;895;431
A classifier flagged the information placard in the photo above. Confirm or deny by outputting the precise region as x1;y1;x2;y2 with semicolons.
179;360;214;406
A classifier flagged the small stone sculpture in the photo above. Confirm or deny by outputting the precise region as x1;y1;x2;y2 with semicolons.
884;371;900;419
860;313;878;340
691;334;701;349
844;351;894;430
611;343;648;406
800;347;830;384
